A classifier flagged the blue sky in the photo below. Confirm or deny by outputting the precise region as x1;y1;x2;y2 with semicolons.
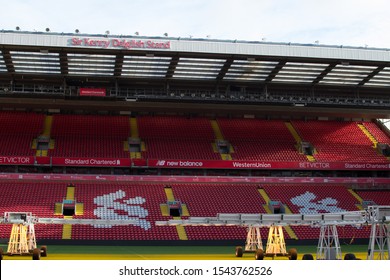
1;0;390;48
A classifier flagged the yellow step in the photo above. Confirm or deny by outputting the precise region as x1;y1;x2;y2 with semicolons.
66;186;75;200
130;117;139;138
211;120;224;140
62;217;72;239
42;116;53;137
357;123;378;148
160;204;170;216
306;155;316;162
54;203;63;215
263;205;273;214
220;153;232;160
174;217;188;240
348;189;363;204
141;142;146;152
75;203;84;215
31;139;38;149
49;139;55;149
181;204;190;216
283;205;298;239
258;188;271;204
123;141;129;151
211;143;219;153
164;187;175;201
285;122;303;143
175;224;188;240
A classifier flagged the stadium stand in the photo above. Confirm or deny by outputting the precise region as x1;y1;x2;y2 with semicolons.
292;120;388;162
217;118;307;161
49;114;130;158
0;182;63;239
171;183;273;240
137;116;220;160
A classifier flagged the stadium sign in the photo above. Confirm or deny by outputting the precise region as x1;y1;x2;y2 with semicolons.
70;37;171;50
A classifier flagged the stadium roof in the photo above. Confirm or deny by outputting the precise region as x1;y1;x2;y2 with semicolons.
1;31;390;118
1;30;390;87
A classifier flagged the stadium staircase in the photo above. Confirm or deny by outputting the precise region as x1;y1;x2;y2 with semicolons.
33;115;55;157
163;187;188;240
126;117;144;159
211;120;233;160
285;122;316;162
258;188;298;239
62;185;75;240
357;123;378;148
347;189;364;210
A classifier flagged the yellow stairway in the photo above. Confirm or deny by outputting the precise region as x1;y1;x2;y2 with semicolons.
54;203;63;215
62;186;75;240
348;189;364;210
258;188;298;239
130;117;139;138
163;187;188;240
210;120;232;160
285;122;316;162
35;115;55;156
357;123;378;148
211;120;224;140
62;218;72;239
283;206;298;240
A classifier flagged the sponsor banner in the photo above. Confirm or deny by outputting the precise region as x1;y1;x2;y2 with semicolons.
51;157;131;167
142;159;390;170
0;156;34;165
79;88;106;97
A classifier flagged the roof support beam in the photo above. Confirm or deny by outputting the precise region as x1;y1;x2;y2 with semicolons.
312;62;337;84
166;56;179;78
265;61;285;83
216;58;234;80
2;50;15;73
114;54;124;77
358;65;385;86
59;52;68;75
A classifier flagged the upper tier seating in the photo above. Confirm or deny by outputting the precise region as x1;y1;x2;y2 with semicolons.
217;118;307;161
363;122;390;144
138;116;220;160
0;111;44;156
50;115;130;158
292;120;388;162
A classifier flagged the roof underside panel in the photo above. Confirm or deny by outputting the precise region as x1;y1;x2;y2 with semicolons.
320;64;377;85
10;51;61;74
172;57;225;79
364;67;390;87
224;60;278;81
67;53;116;76
122;55;171;78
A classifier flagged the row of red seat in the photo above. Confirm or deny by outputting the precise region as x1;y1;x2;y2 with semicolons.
0;181;388;241
0;112;389;162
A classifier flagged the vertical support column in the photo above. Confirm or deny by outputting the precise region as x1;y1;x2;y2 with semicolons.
367;223;390;260
245;226;263;252
316;225;342;260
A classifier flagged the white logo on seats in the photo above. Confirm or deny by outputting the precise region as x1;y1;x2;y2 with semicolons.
93;190;151;230
290;191;346;214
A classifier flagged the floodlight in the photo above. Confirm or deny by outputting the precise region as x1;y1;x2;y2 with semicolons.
45;28;50;32
75;29;79;33
16;26;20;31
